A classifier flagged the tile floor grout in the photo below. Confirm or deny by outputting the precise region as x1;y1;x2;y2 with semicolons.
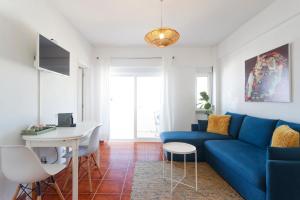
40;142;162;200
90;163;111;200
119;161;131;200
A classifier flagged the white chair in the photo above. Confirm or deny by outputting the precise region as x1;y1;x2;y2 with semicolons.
63;125;102;192
0;145;66;200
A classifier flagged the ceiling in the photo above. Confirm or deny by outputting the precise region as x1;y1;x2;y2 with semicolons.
49;0;275;47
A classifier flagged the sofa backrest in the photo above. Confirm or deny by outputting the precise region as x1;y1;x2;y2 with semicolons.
276;120;300;132
238;116;278;149
225;112;246;138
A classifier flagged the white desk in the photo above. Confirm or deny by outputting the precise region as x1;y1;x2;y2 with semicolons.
22;122;102;200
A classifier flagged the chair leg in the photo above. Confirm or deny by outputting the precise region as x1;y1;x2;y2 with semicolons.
51;176;65;200
32;183;37;200
62;173;71;191
54;182;65;200
62;158;72;191
87;156;93;192
66;157;72;169
12;184;20;200
36;182;42;200
78;157;83;173
91;154;102;177
63;157;84;191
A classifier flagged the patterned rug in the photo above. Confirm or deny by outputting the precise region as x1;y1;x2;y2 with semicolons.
132;161;243;200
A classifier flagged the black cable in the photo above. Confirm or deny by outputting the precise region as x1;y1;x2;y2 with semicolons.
51;147;59;164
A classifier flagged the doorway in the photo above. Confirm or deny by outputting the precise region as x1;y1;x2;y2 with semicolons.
77;67;85;122
110;75;161;140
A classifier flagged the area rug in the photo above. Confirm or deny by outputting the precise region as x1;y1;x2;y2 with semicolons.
131;161;243;200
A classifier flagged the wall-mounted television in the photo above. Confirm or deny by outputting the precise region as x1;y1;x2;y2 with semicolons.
37;34;70;76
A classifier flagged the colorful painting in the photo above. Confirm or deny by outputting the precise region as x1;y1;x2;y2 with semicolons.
245;44;290;102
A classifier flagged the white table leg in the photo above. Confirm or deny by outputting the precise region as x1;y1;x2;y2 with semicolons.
72;140;79;200
171;152;173;192
162;151;165;178
184;154;186;178
195;151;197;191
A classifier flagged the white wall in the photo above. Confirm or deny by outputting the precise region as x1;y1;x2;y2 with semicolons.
94;47;216;131
0;0;93;198
217;0;300;122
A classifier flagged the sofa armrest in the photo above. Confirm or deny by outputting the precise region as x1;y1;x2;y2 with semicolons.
266;160;300;200
267;147;300;161
191;124;199;131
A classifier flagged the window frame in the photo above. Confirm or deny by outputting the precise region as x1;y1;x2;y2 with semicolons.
195;72;213;112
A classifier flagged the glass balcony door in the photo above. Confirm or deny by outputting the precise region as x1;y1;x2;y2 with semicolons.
137;76;161;139
110;76;135;139
110;75;161;140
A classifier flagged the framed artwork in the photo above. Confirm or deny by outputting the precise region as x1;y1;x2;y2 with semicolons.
245;44;291;102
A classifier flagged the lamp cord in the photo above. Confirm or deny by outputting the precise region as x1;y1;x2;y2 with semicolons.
160;0;163;28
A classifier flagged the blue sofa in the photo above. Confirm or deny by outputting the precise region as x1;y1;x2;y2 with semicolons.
160;112;300;200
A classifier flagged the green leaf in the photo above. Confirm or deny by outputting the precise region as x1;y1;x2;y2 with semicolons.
204;103;211;110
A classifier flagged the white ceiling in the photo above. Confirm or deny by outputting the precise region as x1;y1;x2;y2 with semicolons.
49;0;275;47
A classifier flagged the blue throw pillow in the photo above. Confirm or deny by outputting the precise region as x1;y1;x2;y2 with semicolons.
238;116;278;149
198;120;208;131
225;112;246;138
276;120;300;132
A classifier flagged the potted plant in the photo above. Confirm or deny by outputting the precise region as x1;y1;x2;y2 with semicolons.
198;91;213;117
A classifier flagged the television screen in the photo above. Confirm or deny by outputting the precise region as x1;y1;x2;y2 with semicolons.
38;34;70;76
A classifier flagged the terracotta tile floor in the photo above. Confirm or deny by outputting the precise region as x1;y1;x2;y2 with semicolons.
43;142;163;200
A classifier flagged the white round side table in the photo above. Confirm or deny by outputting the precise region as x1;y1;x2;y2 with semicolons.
162;142;198;192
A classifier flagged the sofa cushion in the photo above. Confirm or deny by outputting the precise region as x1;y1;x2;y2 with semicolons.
225;112;246;138
205;140;267;190
160;131;230;161
276;120;300;132
271;125;299;148
160;131;230;145
198;120;208;131
207;115;231;135
239;116;278;149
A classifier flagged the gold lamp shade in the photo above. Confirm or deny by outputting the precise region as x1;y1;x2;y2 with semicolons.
145;27;180;48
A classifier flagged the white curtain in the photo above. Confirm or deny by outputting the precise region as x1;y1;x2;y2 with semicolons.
94;57;111;140
159;56;174;132
93;56;174;139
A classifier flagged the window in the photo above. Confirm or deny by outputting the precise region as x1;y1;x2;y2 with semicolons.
196;72;213;110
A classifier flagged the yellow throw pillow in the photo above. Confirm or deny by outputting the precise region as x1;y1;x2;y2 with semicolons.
271;125;300;148
207;114;231;135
